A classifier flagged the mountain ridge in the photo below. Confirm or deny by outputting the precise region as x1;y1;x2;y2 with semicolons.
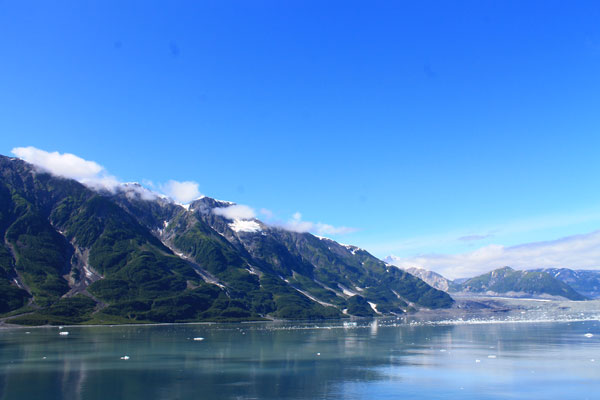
0;155;452;325
391;262;589;301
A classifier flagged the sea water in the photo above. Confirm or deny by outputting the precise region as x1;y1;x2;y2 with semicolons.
1;305;599;399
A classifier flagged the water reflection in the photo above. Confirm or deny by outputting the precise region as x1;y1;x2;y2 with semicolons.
0;320;598;399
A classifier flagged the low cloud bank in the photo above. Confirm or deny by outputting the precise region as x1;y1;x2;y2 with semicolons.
160;180;202;204
213;204;256;220
12;146;120;191
281;212;357;235
386;230;600;280
11;146;201;204
12;147;359;235
212;207;357;236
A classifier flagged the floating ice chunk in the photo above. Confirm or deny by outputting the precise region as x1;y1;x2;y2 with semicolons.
475;359;481;363
58;326;64;329
316;353;321;356
59;331;69;336
120;356;130;360
193;337;205;341
487;355;496;359
584;333;594;338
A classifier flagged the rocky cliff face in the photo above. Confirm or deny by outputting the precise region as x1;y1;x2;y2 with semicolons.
399;267;451;292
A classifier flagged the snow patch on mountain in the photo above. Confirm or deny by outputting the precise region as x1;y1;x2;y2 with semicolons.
338;284;358;297
368;302;381;314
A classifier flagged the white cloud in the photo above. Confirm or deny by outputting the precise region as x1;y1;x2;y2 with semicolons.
12;146;204;204
11;147;358;235
284;212;314;233
120;183;160;201
281;212;357;235
386;229;600;280
229;219;261;233
213;204;256;220
160;180;202;204
12;146;121;191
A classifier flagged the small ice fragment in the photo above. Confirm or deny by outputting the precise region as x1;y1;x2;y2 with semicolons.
193;337;204;341
58;326;63;330
59;332;69;336
475;359;481;363
440;349;446;352
488;355;496;359
316;352;321;356
25;332;30;334
591;359;595;362
584;333;594;338
120;356;130;360
42;357;46;359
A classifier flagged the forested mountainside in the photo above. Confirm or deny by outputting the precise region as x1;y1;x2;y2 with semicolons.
0;155;452;325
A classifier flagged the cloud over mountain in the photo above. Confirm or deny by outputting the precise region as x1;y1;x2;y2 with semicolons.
213;204;256;220
387;230;600;279
160;180;202;204
12;146;202;204
282;212;357;235
12;146;120;191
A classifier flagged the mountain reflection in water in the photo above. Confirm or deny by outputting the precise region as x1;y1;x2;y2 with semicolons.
0;316;599;399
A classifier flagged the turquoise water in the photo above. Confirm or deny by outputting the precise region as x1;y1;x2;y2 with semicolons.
1;319;599;399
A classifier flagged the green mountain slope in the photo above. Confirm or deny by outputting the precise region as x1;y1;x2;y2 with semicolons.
452;266;587;300
532;268;600;299
0;155;452;325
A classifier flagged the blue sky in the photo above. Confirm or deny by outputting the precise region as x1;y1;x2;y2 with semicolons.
1;1;600;275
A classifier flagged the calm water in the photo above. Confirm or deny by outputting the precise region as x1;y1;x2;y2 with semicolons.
1;317;599;399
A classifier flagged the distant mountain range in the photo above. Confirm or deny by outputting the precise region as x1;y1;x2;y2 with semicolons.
532;268;600;299
0;155;452;325
452;266;587;300
389;262;600;301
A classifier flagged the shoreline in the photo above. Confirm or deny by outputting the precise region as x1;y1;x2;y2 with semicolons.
2;296;599;330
